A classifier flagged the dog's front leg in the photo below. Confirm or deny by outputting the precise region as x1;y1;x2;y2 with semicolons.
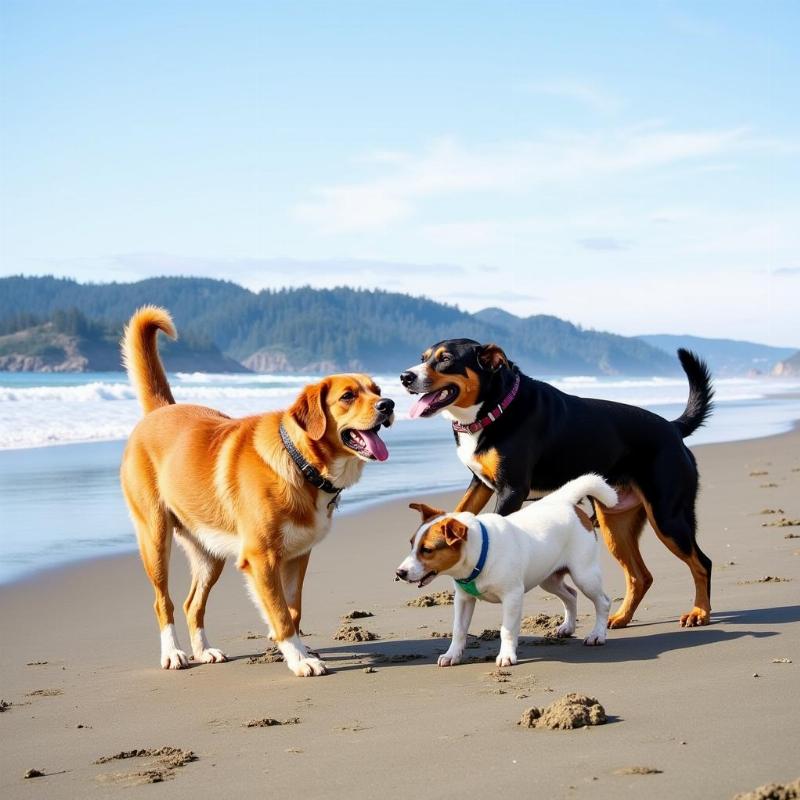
238;547;326;677
455;474;493;514
438;588;476;667
496;585;524;667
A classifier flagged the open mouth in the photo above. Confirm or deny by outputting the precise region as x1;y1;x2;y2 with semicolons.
408;385;459;418
342;426;389;462
417;570;437;588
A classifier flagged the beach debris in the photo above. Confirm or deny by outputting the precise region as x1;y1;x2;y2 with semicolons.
753;673;761;678
772;658;792;664
761;518;800;528
518;693;607;730
613;766;663;775
26;688;62;697
333;625;378;642
760;483;779;488
24;768;44;779
244;717;300;728
246;646;284;664
26;661;48;666
738;576;792;585
407;591;454;607
758;508;784;515
430;630;452;638
733;776;800;800
245;631;266;639
0;699;11;712
342;609;374;620
749;470;769;476
94;747;196;785
363;666;377;673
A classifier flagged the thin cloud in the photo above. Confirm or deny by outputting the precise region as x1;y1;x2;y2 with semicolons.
771;267;800;276
577;237;632;252
294;126;762;234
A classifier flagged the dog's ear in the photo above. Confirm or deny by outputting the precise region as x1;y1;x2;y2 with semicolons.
289;380;328;441
409;502;444;522
442;517;469;546
478;343;509;372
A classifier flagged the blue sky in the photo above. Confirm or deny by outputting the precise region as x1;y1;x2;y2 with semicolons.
1;1;798;345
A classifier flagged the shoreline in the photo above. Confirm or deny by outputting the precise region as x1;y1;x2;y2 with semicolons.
2;420;798;591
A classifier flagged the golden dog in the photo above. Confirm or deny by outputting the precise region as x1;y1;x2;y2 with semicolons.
120;306;393;676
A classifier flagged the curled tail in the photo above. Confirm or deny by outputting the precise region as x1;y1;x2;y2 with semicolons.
121;306;177;414
672;348;714;438
552;473;618;509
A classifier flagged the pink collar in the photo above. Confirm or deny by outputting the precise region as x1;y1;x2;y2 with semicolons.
452;374;520;434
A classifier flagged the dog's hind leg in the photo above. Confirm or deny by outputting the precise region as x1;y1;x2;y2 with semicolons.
539;572;578;637
595;503;650;629
130;509;189;669
642;495;712;627
569;565;611;646
176;529;227;663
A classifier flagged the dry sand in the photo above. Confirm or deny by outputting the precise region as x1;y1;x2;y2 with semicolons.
1;427;799;798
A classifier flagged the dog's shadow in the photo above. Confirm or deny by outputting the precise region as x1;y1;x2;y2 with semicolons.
313;605;797;672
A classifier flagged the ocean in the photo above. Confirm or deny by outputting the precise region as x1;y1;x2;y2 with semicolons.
1;371;799;584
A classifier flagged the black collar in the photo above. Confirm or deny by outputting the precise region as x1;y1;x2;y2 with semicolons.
279;423;344;509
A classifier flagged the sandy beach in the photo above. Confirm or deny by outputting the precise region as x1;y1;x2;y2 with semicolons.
1;427;798;799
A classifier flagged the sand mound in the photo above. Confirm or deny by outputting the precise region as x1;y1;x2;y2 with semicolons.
761;518;800;528
333;625;378;642
407;591;453;607
342;610;374;620
518;693;606;730
244;717;300;727
733;777;800;800
521;613;564;634
246;647;283;664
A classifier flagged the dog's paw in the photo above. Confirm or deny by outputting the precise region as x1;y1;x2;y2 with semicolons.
555;622;575;638
437;651;463;667
679;607;710;627
161;649;190;670
495;651;518;667
195;647;227;664
607;612;632;629
288;656;328;677
583;632;606;646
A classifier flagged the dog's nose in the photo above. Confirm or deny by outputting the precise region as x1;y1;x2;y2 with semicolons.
375;398;395;414
400;371;415;388
395;568;408;580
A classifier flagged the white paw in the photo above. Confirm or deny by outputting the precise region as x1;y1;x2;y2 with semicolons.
437;651;463;667
288;656;328;677
495;651;518;667
161;649;190;670
556;622;575;638
583;632;606;646
195;647;227;664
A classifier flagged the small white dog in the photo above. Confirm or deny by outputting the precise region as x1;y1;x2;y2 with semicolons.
396;474;616;667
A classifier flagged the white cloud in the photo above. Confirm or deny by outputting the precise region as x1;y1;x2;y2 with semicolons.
293;126;763;233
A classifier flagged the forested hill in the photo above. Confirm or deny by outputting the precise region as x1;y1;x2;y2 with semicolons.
0;275;679;375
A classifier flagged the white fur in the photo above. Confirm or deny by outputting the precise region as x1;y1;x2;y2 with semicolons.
397;474;615;667
192;527;241;560
160;623;189;670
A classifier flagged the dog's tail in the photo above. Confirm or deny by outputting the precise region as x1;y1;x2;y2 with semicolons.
121;306;177;415
552;473;618;509
672;348;714;438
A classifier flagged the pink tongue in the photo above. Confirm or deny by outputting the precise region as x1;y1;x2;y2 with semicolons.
359;430;389;462
408;391;440;419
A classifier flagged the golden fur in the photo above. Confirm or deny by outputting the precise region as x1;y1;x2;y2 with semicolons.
119;306;389;672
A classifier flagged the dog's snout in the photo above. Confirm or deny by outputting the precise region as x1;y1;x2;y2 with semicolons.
400;371;415;388
395;568;408;580
376;398;395;414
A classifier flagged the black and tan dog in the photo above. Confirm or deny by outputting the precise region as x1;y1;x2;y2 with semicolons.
400;340;714;628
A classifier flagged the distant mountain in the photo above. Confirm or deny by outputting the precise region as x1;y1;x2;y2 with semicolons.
772;351;800;377
638;334;797;377
0;275;686;375
0;309;248;373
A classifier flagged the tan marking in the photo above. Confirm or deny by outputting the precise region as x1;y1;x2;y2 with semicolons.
455;481;493;513
416;520;464;574
574;505;594;532
409;502;445;523
422;348;433;361
449;367;481;408
475;449;501;484
434;346;447;361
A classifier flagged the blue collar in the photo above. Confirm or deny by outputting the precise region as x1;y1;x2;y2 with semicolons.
455;521;489;597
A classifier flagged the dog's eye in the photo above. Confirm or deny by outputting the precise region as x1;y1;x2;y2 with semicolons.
420;546;433;556
439;353;452;363
340;391;355;402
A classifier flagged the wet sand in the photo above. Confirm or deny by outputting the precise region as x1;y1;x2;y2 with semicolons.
1;427;799;798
